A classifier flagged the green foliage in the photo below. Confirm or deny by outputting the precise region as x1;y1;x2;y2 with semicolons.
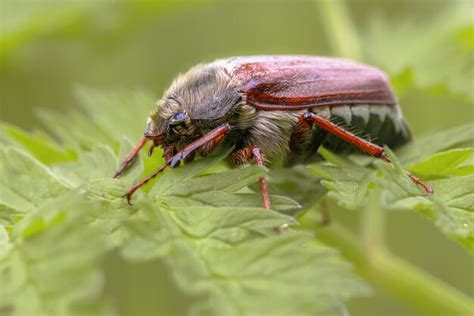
308;125;474;252
2;90;472;316
407;149;474;179
1;0;473;314
0;89;370;316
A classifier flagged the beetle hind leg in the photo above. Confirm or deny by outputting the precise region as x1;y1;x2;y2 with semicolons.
302;111;433;194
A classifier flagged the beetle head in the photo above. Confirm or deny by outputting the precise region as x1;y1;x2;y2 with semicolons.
146;98;199;147
148;63;242;148
143;110;166;146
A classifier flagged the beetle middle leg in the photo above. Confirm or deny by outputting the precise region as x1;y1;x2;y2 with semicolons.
229;146;271;210
302;111;433;194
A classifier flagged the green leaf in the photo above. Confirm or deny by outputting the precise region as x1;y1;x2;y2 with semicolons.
0;147;70;215
308;147;376;210
1;95;369;315
37;88;155;150
407;148;474;179
0;123;76;165
310;143;474;253
53;141;144;188
397;123;474;164
114;147;368;315
147;150;300;213
0;191;106;316
377;156;474;252
122;203;370;316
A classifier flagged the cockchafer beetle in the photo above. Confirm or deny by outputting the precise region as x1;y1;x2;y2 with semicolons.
114;55;432;208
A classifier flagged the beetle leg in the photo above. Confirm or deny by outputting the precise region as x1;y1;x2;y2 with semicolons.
289;114;313;153
184;151;196;164
405;171;434;194
147;143;156;157
303;112;433;194
124;124;231;204
113;136;148;178
229;146;271;210
168;123;231;167
198;131;227;157
163;145;180;167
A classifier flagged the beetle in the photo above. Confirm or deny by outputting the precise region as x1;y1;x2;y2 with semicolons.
114;55;432;207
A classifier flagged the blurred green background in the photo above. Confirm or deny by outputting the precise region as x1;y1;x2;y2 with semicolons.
1;0;473;315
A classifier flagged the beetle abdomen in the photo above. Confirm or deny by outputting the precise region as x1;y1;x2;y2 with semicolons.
286;104;411;164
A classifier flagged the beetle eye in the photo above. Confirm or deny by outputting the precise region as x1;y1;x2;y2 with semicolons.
169;112;192;135
171;112;186;121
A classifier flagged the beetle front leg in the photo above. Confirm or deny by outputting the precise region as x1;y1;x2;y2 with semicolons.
163;145;180;167
302;112;433;194
114;136;148;178
164;145;196;166
198;131;227;157
230;146;271;210
124;123;231;204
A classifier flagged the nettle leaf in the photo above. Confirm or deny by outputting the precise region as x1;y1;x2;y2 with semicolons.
198;235;367;316
54;141;145;239
1;87;369;316
0;123;76;165
376;153;474;252
0;187;106;315
310;129;474;252
0;140;129;315
37;88;155;150
0;147;71;216
407;148;474;179
122;202;369;316
53;141;144;188
309;147;376;210
396;123;474;165
117;153;369;315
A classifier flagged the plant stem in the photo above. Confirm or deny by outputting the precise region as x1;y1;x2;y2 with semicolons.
312;221;474;316
314;0;362;60
360;192;386;252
